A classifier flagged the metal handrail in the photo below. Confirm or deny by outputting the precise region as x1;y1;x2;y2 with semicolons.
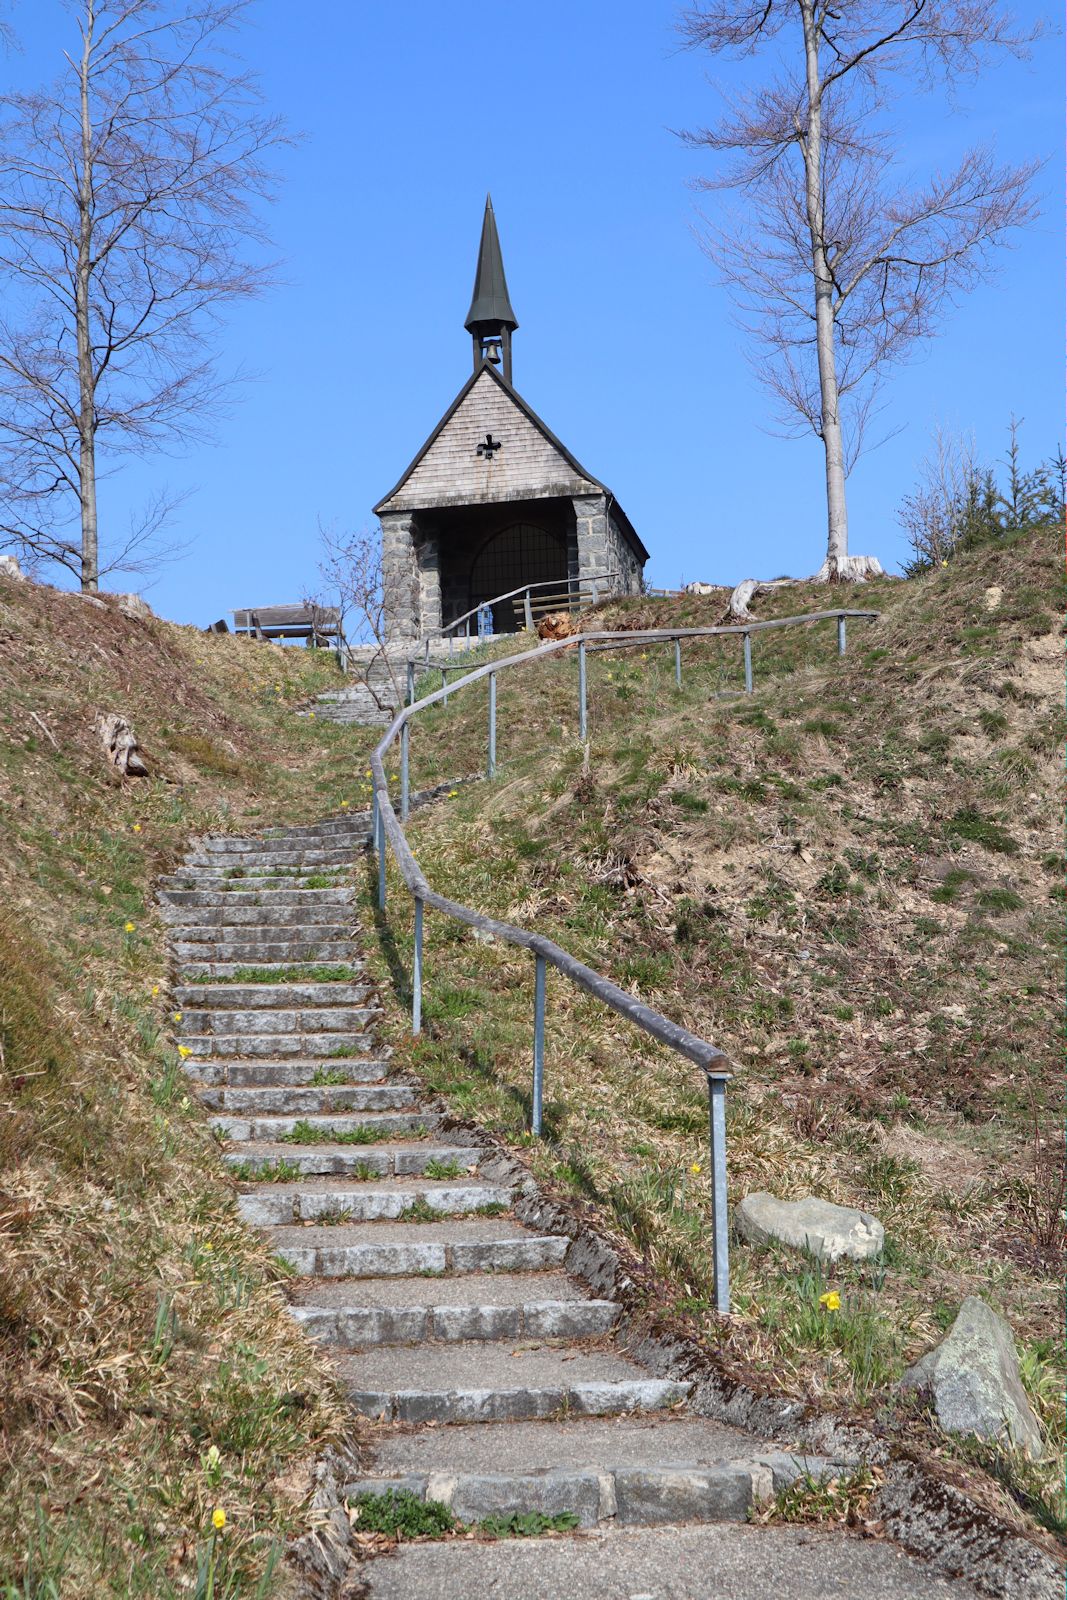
426;571;621;660
369;607;880;1313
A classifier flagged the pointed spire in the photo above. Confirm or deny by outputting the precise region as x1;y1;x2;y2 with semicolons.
464;195;518;334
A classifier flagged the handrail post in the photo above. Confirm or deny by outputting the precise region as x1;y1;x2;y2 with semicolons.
400;721;410;822
487;671;497;779
412;896;423;1036
524;587;534;631
448;628;454;658
674;637;682;689
377;805;387;910
707;1072;730;1314
442;665;449;705
532;953;546;1136
837;615;847;656
743;632;753;693
406;659;415;707
578;639;587;742
371;787;379;856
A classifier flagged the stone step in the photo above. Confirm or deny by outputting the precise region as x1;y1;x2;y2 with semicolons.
335;1343;691;1425
212;1108;435;1140
172;940;356;963
188;848;356;869
161;903;354;926
175;961;365;981
356;1522;965;1600
264;816;370;837
160;887;354;907
187;1030;377;1057
183;1057;390;1088
290;1287;619;1346
162;873;351;891
222;1141;482;1178
239;1177;512;1225
174;982;372;1008
178;1005;379;1034
268;1217;566;1278
344;1452;837;1532
201;1083;415;1115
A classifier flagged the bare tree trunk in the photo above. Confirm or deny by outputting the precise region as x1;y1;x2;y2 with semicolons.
800;0;849;573
76;7;98;592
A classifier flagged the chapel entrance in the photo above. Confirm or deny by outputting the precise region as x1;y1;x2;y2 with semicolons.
468;522;568;632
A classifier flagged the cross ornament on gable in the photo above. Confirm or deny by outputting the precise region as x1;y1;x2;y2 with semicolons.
476;433;502;461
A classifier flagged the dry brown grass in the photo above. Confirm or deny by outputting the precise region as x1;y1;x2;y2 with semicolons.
0;577;378;1595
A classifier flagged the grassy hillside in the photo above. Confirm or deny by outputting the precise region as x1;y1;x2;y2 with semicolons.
366;527;1063;1535
0;579;378;1596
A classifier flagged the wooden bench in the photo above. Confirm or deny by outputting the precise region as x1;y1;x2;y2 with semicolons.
233;604;345;649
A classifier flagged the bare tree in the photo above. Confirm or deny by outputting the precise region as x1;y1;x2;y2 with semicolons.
312;522;404;710
0;0;286;591
679;0;1040;586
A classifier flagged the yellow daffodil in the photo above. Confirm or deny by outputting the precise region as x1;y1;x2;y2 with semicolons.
203;1241;214;1252
124;921;136;933
177;1045;192;1059
172;1012;182;1023
206;1445;221;1468
689;1162;702;1176
365;769;372;778
151;984;160;998
448;790;458;798
212;1507;226;1530
340;800;349;809
308;711;316;719
132;823;142;833
819;1290;841;1312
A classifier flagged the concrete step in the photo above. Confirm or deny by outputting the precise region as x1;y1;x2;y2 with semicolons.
334;1342;691;1425
264;816;370;838
174;982;372;1008
222;1141;483;1179
160;887;354;907
212;1108;436;1140
201;1084;415;1115
268;1217;566;1278
162;904;354;926
188;1030;377;1057
239;1177;512;1225
356;1522;976;1600
178;1004;379;1034
175;962;365;981
289;1279;619;1346
172;940;356;963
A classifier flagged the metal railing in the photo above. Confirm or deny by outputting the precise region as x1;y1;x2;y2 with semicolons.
369;607;879;1315
422;571;622;663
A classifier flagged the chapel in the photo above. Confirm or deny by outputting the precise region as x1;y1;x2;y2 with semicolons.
374;197;647;639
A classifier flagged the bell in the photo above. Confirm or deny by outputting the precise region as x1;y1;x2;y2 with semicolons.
483;337;502;365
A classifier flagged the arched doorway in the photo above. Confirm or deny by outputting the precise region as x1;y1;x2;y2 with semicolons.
468;522;567;631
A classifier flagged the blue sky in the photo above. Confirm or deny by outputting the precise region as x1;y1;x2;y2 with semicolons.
6;1;1063;623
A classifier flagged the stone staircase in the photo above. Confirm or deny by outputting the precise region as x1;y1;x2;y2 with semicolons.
160;812;968;1599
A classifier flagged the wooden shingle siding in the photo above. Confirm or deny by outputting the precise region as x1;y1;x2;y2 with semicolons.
380;369;596;512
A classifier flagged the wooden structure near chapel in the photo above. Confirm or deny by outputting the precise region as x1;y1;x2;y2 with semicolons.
232;604;346;655
374;196;648;640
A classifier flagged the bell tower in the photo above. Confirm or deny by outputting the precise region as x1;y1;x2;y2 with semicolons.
464;194;519;385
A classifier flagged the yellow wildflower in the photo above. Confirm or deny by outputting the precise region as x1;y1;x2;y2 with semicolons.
308;711;316;719
689;1162;702;1176
212;1507;226;1530
124;921;136;933
365;769;372;778
177;1045;192;1059
819;1290;841;1312
448;790;458;798
132;823;142;833
172;1012;182;1023
340;800;349;809
151;984;160;998
203;1242;214;1252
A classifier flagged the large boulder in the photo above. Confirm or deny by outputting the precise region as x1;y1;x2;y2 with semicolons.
735;1192;884;1262
901;1296;1044;1459
0;554;25;581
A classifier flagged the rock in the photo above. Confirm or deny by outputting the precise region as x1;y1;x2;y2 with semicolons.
95;711;149;778
116;592;154;622
683;581;720;596
537;611;576;641
734;1192;884;1262
0;554;25;581
901;1296;1044;1459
